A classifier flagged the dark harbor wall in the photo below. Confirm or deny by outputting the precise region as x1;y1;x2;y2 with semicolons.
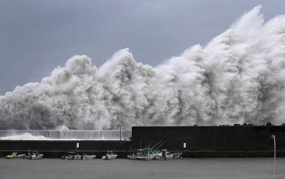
132;126;285;157
1;126;285;158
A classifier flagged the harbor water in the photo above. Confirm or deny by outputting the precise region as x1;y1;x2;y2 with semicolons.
1;158;285;179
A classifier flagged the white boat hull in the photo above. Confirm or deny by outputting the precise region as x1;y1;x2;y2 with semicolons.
102;154;117;160
82;155;96;160
136;156;154;160
65;155;81;160
127;155;137;160
154;155;174;160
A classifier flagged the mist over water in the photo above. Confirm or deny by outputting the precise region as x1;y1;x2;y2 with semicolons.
1;6;285;130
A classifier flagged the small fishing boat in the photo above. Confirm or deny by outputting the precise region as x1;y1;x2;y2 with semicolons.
5;152;23;159
26;151;43;160
173;152;183;159
135;148;155;160
61;152;81;160
18;154;26;159
153;149;174;160
127;153;136;160
128;140;168;160
102;151;117;160
127;149;144;160
82;154;96;160
136;154;154;160
127;152;138;160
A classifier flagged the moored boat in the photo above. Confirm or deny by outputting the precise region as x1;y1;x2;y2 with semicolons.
61;152;81;160
128;140;168;160
102;151;117;160
127;149;144;160
127;153;137;160
4;152;23;159
153;149;174;160
135;148;155;160
173;152;182;159
82;154;96;160
26;151;43;160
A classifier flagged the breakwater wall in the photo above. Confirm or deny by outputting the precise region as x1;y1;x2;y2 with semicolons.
1;126;285;158
132;126;285;150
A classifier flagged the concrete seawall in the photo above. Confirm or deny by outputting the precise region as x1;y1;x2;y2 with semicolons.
132;126;285;150
1;126;285;158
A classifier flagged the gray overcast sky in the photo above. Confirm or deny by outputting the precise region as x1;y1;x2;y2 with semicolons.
0;0;284;95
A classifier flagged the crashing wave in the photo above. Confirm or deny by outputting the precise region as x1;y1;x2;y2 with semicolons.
1;6;285;130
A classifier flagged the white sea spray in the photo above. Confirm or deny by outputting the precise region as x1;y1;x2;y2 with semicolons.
1;6;285;129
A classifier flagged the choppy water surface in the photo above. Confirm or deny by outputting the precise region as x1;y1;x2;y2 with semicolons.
1;158;285;179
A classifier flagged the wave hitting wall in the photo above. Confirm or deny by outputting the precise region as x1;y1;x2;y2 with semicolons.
1;6;285;130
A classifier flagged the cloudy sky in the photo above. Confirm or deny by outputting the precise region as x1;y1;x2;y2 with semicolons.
0;0;284;95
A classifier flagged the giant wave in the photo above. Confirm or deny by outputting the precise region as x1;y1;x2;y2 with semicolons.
1;6;285;130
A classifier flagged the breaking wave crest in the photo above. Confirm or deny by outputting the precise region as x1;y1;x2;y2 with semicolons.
1;6;285;130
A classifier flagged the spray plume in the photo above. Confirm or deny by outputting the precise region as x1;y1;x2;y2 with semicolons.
1;6;285;130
